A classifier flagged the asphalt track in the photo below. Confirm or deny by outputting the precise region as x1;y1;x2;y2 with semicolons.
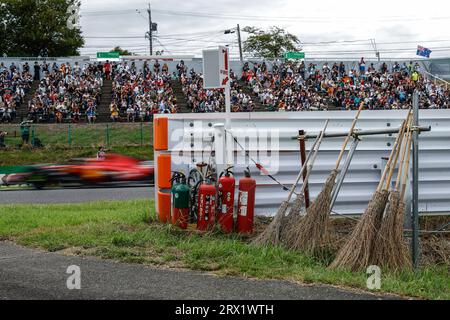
0;186;155;205
0;188;402;300
0;187;401;300
0;242;399;300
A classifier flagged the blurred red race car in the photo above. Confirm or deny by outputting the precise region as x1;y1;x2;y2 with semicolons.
2;154;154;189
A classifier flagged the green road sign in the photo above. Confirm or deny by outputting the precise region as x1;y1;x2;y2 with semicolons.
97;52;120;59
284;52;305;60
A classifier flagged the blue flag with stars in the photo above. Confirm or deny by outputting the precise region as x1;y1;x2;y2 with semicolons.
417;45;432;58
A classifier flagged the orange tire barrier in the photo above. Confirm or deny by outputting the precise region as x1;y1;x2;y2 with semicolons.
154;117;169;151
157;154;172;189
157;191;171;223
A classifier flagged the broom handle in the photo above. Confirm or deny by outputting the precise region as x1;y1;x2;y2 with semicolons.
286;120;330;201
300;120;330;194
385;115;411;190
400;130;414;201
334;102;364;171
395;114;413;190
385;125;406;190
377;120;407;192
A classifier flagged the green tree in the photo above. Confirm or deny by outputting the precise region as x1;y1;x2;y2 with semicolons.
242;26;301;59
111;46;133;56
0;0;84;57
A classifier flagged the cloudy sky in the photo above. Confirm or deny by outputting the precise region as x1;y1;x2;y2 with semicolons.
79;0;450;59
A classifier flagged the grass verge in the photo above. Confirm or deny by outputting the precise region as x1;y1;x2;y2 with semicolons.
1;123;153;147
0;145;153;166
0;123;154;166
0;199;448;300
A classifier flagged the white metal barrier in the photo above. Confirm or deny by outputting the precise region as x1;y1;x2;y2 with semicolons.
154;110;450;217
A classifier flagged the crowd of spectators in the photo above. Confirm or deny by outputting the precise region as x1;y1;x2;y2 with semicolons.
0;62;32;123
110;60;178;122
1;58;449;125
242;59;449;111
27;61;103;123
180;62;256;113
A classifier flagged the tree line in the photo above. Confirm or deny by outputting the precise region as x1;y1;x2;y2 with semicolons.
0;0;300;58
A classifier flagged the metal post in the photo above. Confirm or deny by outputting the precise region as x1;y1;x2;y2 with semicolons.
225;84;233;167
140;122;144;147
31;125;35;145
412;90;421;269
298;126;431;140
237;24;244;65
298;130;310;209
68;123;72;147
106;124;110;148
214;124;227;177
331;137;360;209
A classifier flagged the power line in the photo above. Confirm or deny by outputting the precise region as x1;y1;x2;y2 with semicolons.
301;39;450;46
81;8;450;22
303;47;450;54
83;30;224;41
159;30;224;37
84;36;144;39
155;37;232;44
152;9;450;22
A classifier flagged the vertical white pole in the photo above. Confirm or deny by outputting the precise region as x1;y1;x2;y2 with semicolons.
412;90;420;270
214;124;226;176
225;84;234;167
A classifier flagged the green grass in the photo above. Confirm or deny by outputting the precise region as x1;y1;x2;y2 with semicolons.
1;123;153;147
0;199;448;300
0;123;154;166
0;146;153;166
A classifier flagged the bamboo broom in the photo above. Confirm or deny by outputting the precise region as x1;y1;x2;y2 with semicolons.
284;103;365;255
373;113;413;269
253;120;330;246
281;122;332;245
330;119;408;271
393;127;414;270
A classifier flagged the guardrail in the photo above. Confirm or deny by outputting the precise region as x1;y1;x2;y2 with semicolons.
422;69;450;90
154;110;450;217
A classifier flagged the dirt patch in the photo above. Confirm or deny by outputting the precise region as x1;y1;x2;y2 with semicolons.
252;215;449;267
420;236;450;266
421;216;450;231
57;246;98;257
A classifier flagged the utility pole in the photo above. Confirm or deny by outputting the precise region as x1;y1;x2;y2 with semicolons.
237;24;243;64
225;26;244;65
371;38;380;62
147;3;153;56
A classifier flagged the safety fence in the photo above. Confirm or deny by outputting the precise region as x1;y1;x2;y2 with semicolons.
0;123;153;148
154;110;450;217
422;70;450;90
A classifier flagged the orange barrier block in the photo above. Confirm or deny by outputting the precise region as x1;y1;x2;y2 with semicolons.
157;191;171;223
157;154;172;189
154;117;169;151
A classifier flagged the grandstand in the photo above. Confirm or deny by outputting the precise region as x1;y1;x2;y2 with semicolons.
1;56;449;123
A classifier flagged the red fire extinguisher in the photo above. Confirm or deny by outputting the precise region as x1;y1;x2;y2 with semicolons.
237;168;256;234
197;174;217;231
218;167;235;233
